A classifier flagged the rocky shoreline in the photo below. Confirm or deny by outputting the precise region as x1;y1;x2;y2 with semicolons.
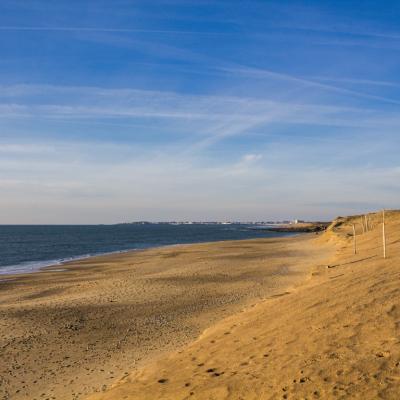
258;222;330;233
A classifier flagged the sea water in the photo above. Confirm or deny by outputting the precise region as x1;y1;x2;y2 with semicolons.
0;224;291;275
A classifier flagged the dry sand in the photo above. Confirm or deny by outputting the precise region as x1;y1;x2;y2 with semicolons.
87;210;400;400
0;233;330;400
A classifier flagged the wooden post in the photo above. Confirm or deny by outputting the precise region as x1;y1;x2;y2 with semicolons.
364;215;368;232
383;209;387;259
352;224;357;255
361;217;365;234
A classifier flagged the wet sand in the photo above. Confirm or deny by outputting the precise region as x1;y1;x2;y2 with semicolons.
0;233;330;400
89;210;400;400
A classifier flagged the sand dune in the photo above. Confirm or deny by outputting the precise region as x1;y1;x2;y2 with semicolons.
88;210;400;399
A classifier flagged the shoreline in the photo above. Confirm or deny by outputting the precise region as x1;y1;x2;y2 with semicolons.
0;247;144;277
0;232;295;277
0;233;328;400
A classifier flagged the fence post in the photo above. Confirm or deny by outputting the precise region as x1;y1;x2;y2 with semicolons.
383;210;387;259
352;224;357;255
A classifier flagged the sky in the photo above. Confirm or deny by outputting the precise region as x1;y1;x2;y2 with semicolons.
1;0;400;224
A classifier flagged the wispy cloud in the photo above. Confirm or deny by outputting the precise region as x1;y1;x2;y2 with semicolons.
2;84;400;154
220;65;400;106
0;143;54;154
280;25;400;42
0;26;232;35
228;153;263;176
310;77;400;88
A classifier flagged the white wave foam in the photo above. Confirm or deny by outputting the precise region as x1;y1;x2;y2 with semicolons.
0;249;139;275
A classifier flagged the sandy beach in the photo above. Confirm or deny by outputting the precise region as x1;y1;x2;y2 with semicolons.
2;211;399;400
0;232;329;400
88;210;400;399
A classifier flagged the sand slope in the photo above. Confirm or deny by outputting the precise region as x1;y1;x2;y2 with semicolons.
0;233;329;400
90;211;400;400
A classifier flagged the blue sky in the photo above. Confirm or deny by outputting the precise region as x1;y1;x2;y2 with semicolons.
1;0;400;223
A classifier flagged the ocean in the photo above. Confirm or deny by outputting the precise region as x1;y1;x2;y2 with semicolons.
0;224;291;275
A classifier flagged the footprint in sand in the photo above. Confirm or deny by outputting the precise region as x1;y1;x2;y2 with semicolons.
205;368;224;377
376;351;390;358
